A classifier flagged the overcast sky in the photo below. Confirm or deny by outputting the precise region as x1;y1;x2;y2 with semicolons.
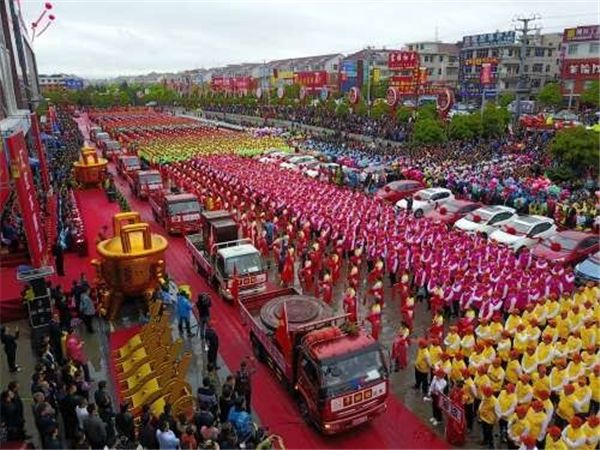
20;0;598;78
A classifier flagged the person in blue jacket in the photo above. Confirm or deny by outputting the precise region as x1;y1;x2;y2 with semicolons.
176;289;193;337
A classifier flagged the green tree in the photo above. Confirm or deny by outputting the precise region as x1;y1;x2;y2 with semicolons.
580;80;599;108
355;99;368;116
417;103;438;120
335;99;351;116
412;118;446;144
498;92;516;107
371;100;390;119
481;103;510;138
550;126;600;176
536;82;562;108
448;114;483;140
395;106;413;124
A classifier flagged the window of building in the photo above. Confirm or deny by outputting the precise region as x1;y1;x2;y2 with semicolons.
531;79;541;88
524;65;529;73
590;42;600;55
545;64;551;72
333;64;338;71
439;55;444;62
535;48;545;57
532;63;543;73
563;80;575;91
449;56;457;63
584;80;595;90
547;49;553;57
491;49;499;57
438;68;442;75
427;68;433;76
568;44;579;55
526;48;531;57
420;44;424;50
476;49;488;58
507;48;513;57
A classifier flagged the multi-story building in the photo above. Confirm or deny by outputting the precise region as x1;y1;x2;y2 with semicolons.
341;48;395;93
405;42;461;87
559;25;600;106
38;74;85;92
459;30;562;101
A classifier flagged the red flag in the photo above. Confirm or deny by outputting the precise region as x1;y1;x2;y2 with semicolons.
231;265;239;305
275;302;292;362
208;225;216;255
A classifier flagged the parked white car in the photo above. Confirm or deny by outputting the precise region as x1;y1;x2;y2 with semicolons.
258;151;291;164
305;162;340;179
489;215;558;253
454;205;517;237
395;187;454;218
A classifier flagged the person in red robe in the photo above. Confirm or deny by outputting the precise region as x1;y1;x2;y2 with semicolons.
429;314;445;342
299;260;314;295
446;380;467;446
309;243;323;276
393;273;411;302
367;259;384;285
347;265;360;291
328;253;341;285
401;296;415;331
343;287;358;323
366;304;382;341
319;272;333;305
368;278;385;306
281;247;295;287
391;326;410;371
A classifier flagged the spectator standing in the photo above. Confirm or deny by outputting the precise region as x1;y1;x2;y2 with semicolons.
196;293;212;340
235;360;255;413
79;287;96;333
1;326;20;373
115;401;135;443
204;322;219;369
83;403;107;450
156;421;179;450
176;290;193;337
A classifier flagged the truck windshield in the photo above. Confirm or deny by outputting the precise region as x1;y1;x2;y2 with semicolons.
168;200;201;215
124;158;140;167
320;346;386;394
224;253;262;275
140;173;162;184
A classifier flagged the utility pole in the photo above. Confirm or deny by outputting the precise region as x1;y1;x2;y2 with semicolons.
366;46;373;116
513;14;540;121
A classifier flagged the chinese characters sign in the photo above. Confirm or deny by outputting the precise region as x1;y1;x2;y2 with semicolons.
561;58;600;80
438;394;464;424
463;57;500;66
462;31;515;48
388;51;419;70
293;71;328;89
563;25;600;42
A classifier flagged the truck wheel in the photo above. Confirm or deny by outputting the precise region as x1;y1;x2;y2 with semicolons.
414;209;423;218
296;396;311;424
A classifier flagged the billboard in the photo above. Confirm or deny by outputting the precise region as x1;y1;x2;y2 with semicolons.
388;51;419;70
63;78;84;90
293;71;328;89
462;31;516;48
561;58;600;80
563;25;599;42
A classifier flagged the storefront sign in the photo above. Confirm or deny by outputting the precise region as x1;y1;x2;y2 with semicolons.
0;140;9;210
463;56;500;66
563;25;600;42
6;131;46;267
561;58;600;79
294;71;328;89
462;31;515;48
480;63;493;84
388;51;419;70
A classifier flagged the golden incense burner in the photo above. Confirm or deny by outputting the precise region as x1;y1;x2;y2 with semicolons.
73;147;108;186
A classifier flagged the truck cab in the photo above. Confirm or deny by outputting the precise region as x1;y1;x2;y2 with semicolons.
130;170;163;199
186;210;266;299
240;291;389;434
116;155;141;178
94;131;111;147
101;140;122;161
151;192;202;234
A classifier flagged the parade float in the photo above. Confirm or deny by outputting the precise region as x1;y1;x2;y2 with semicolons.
73;146;108;186
93;212;168;319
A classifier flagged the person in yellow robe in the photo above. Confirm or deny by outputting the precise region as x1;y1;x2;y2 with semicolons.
506;349;524;385
573;375;592;416
443;325;461;356
535;334;556;367
521;345;539;375
478;386;498;449
516;373;534;406
556;383;577;428
505;309;522;337
507;405;530;449
497;330;513;363
545;425;567;450
589;364;599;415
532;365;551;399
495;383;517;444
488;358;505;393
562;416;587;449
581;415;600;450
414;338;431;395
525;399;551;445
566;353;585;383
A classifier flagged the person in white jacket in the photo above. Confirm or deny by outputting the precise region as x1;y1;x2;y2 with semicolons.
425;369;447;426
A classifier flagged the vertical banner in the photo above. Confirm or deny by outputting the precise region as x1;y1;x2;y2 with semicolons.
0;140;10;210
480;63;493;85
29;112;50;192
6;132;46;267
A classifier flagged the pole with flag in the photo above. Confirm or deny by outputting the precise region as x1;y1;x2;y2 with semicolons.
275;301;292;363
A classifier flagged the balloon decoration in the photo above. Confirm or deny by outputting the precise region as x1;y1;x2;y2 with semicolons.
30;2;55;42
277;86;285;99
299;86;307;101
348;87;360;105
436;88;454;117
386;87;399;107
255;87;263;99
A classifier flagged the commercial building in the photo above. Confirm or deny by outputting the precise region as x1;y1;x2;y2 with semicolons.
38;74;85;92
459;30;562;101
405;42;460;87
559;25;600;106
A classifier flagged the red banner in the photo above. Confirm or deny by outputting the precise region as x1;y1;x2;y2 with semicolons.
293;71;328;89
0;140;9;210
561;58;600;80
234;77;252;91
480;63;493;84
6;132;46;267
388;51;419;70
29;112;50;192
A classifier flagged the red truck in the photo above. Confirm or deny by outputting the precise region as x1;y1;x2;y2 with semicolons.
116;155;141;184
150;191;202;234
129;169;163;199
240;289;389;434
185;210;267;300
